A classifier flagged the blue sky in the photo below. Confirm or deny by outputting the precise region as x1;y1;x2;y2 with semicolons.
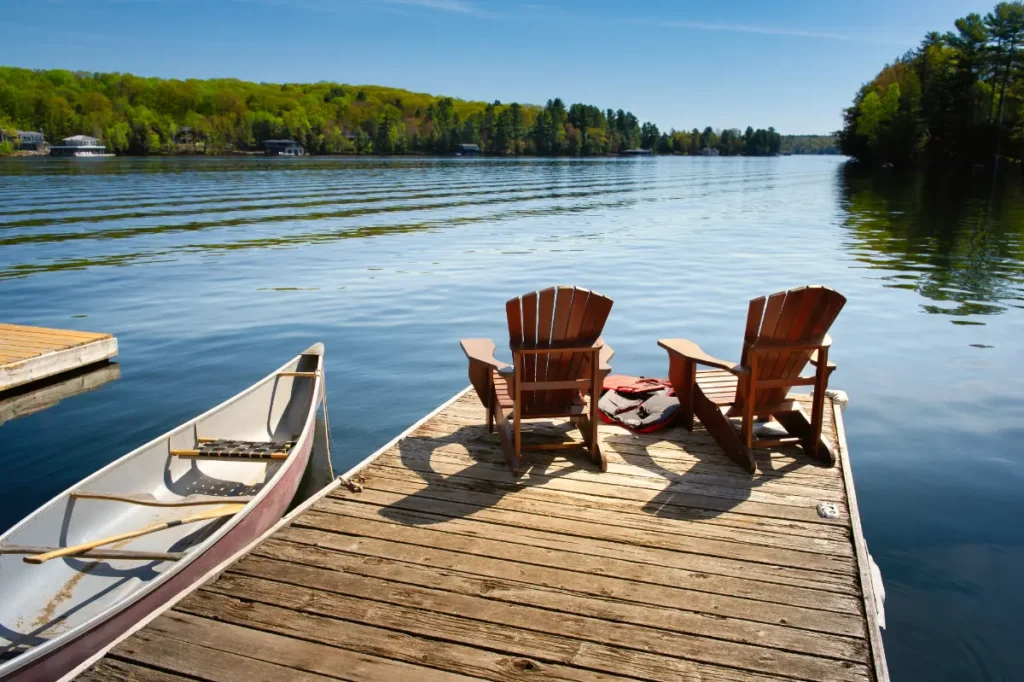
1;0;989;133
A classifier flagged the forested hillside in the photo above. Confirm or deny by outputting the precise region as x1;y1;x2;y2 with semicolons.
780;135;838;154
839;1;1024;165
0;67;781;156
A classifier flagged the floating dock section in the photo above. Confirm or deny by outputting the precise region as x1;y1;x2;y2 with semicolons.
0;323;118;393
79;387;887;681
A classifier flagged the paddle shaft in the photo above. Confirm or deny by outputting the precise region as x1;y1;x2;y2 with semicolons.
23;503;245;564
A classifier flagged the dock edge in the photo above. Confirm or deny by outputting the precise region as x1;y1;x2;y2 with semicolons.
834;396;890;682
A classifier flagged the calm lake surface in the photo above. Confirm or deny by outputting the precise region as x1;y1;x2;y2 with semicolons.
1;155;1022;680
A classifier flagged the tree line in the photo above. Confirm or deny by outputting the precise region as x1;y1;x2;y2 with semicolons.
0;67;781;157
839;1;1024;166
780;135;838;154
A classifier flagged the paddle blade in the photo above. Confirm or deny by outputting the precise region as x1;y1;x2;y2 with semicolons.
182;503;247;523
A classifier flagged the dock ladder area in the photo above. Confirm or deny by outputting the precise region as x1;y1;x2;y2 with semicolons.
80;387;888;682
0;323;118;393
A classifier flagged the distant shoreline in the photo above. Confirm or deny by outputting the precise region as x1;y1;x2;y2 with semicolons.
3;150;841;159
1;67;835;158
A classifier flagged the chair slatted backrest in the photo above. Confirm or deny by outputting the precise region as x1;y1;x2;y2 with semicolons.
736;286;846;411
506;286;613;415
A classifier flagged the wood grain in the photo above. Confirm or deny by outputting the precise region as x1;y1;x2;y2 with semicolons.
0;324;118;392
81;386;884;682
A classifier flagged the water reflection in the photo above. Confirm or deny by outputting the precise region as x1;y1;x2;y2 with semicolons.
0;363;120;426
838;164;1024;322
2;156;1023;680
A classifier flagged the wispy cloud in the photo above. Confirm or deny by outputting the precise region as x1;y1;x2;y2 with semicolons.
229;0;493;19
377;0;479;13
658;20;909;45
367;0;498;18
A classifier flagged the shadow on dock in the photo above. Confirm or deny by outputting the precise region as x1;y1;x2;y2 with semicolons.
379;423;593;526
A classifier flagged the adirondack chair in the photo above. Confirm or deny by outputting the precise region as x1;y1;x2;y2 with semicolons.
461;286;614;474
659;286;846;473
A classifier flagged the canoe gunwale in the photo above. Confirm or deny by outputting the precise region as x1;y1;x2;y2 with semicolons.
0;345;324;678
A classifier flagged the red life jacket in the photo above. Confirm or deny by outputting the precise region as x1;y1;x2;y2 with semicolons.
598;375;679;433
602;375;673;395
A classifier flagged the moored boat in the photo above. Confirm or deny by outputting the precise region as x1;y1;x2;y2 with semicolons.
0;343;325;681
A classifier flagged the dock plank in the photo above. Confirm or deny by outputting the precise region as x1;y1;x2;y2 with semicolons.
78;659;198;682
204;570;871;682
177;591;631;682
79;387;886;681
238;546;868;662
273;523;866;635
0;323;118;392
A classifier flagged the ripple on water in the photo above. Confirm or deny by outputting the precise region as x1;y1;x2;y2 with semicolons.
1;156;1023;680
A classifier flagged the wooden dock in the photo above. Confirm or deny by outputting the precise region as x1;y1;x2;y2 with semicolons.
78;387;888;682
0;324;118;393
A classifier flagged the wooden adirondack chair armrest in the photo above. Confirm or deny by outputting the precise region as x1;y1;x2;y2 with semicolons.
809;349;837;370
596;337;614;372
658;338;749;376
460;339;510;371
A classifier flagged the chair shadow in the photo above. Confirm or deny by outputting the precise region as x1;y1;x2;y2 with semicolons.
619;424;832;520
378;420;597;526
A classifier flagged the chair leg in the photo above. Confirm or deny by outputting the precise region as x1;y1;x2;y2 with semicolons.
492;405;519;474
774;407;837;466
742;356;757;451
667;355;696;431
741;398;756;452
575;413;607;472
589;348;602;468
512;352;523;473
693;388;756;473
809;347;829;460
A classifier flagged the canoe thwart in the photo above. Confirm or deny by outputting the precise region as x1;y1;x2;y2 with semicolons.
70;491;256;507
0;545;184;562
171;439;296;460
276;371;318;377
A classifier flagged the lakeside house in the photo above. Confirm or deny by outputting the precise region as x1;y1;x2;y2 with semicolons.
49;135;111;157
701;147;721;156
622;148;652;156
263;139;305;156
456;143;480;156
174;126;207;153
16;131;47;151
174;126;196;145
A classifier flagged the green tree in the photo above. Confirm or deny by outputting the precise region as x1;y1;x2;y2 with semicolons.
509;103;524;154
532;110;555;154
493;106;514;155
104;121;131;153
839;2;1024;165
640;122;659;149
0;66;783;159
984;2;1024;156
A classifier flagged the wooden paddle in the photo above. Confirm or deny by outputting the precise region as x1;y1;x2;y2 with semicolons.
23;503;245;565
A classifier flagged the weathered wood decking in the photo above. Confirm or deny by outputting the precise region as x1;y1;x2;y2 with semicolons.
79;387;887;682
0;323;118;392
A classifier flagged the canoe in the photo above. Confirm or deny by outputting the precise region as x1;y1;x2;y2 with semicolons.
0;344;325;681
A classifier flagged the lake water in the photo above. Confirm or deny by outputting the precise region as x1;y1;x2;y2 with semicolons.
1;155;1022;680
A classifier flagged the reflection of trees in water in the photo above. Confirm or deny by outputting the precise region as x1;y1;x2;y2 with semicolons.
838;164;1024;321
0;158;648;280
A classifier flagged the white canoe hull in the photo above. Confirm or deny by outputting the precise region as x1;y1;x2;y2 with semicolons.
0;344;325;680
